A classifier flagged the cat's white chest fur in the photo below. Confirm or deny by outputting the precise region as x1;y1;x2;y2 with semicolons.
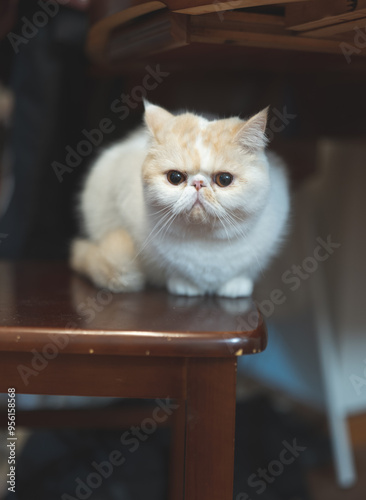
71;103;290;298
143;229;257;296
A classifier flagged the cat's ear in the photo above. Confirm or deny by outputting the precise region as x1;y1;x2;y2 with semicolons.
235;107;269;152
144;101;173;139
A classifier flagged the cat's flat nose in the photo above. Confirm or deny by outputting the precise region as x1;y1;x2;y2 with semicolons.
192;180;204;191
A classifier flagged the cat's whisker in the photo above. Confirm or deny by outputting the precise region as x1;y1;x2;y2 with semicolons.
216;212;232;243
132;210;174;262
226;214;247;238
224;212;264;272
219;211;250;246
160;210;180;241
228;211;247;223
217;209;246;239
147;207;180;241
146;204;175;217
151;211;179;245
154;206;178;239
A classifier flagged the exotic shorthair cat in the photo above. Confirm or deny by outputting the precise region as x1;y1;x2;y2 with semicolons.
70;102;290;298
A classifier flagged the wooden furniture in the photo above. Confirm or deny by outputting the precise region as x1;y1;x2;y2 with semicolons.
87;0;366;72
0;261;266;500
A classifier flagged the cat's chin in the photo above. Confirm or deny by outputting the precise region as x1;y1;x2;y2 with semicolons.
185;204;209;224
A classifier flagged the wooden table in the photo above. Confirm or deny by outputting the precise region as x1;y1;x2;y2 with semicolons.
87;0;366;73
0;261;266;500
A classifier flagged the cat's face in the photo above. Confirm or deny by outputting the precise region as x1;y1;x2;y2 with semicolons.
142;103;270;235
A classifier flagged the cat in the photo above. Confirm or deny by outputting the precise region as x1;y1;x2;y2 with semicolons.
70;101;290;298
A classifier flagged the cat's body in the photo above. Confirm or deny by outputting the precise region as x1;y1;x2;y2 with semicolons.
71;103;290;298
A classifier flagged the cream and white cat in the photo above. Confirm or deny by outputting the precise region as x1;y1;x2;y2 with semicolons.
70;102;290;298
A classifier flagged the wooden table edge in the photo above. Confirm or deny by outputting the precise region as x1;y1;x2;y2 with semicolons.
0;321;267;357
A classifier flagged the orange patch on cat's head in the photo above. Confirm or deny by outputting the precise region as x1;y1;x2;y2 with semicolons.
201;118;243;155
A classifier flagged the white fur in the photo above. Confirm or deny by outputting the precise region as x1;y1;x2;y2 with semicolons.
76;109;290;298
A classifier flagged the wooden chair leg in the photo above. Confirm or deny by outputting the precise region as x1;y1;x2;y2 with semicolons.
184;358;237;500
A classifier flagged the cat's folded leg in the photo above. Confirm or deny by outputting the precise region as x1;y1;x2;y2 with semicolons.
167;276;204;297
216;276;253;298
70;229;145;293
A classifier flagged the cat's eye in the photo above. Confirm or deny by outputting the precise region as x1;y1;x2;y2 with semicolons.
167;170;186;185
215;172;233;187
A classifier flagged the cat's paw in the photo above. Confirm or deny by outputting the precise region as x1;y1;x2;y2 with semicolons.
217;277;253;298
167;277;203;297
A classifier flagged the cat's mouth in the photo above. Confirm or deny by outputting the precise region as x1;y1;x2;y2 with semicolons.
190;194;206;212
186;197;208;223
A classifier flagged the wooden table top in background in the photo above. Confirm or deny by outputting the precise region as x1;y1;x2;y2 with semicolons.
0;261;267;359
87;0;366;73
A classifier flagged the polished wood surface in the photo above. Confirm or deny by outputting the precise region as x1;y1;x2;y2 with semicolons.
0;351;186;397
0;260;267;500
0;261;266;357
0;405;171;428
185;358;236;499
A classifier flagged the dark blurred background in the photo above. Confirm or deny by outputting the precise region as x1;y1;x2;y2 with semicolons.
1;0;365;260
1;2;366;500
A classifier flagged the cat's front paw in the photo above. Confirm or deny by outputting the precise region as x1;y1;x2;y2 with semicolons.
217;277;253;298
167;277;203;297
